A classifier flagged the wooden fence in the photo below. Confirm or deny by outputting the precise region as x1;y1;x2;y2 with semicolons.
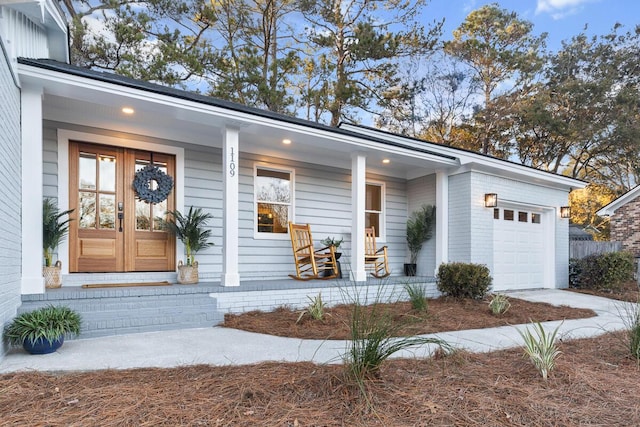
569;241;623;259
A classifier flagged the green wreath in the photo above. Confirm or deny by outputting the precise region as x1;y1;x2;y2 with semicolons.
133;164;174;204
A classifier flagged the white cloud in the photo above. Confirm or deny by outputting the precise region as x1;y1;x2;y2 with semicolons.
536;0;597;17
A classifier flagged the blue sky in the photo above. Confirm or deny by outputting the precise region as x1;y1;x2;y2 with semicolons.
430;0;640;51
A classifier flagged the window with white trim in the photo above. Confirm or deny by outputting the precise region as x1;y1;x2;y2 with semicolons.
365;183;384;237
255;166;292;235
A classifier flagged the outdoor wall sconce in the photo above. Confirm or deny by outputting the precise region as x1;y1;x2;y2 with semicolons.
560;206;571;218
484;193;498;208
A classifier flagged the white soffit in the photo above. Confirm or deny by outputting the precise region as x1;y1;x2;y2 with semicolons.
20;62;460;179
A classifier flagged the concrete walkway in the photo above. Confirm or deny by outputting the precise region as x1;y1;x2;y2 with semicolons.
0;289;633;374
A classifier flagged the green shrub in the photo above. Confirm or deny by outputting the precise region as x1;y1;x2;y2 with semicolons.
436;262;492;299
569;251;634;292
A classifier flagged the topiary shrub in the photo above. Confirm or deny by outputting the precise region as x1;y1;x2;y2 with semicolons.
436;262;492;299
569;251;634;292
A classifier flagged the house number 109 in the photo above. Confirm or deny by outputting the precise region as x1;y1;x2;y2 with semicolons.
229;147;236;177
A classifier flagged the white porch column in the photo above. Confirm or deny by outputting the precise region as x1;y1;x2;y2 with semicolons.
351;153;367;282
435;170;449;274
222;126;240;286
21;86;45;294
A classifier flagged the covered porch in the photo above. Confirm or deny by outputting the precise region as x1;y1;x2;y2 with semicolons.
18;58;455;296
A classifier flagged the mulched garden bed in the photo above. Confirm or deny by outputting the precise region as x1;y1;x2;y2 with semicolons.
223;297;596;340
567;280;640;303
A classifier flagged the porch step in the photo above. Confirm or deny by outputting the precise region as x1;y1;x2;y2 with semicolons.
19;284;224;338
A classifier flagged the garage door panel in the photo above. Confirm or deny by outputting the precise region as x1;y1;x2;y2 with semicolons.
493;208;546;291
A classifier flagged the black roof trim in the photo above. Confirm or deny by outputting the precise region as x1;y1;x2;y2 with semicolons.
18;58;458;161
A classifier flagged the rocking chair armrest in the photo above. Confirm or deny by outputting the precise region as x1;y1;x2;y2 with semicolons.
375;246;388;254
315;245;334;254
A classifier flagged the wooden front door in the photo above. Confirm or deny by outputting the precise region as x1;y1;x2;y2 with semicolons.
69;142;176;272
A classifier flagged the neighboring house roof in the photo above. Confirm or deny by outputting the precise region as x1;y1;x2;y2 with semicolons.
569;224;593;241
596;185;640;216
18;57;585;189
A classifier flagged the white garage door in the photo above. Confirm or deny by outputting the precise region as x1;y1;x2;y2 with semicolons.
492;208;545;291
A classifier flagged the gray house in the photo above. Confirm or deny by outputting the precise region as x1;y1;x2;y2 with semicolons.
0;1;584;360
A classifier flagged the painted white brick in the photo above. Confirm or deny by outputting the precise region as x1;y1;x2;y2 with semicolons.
0;44;22;361
212;281;439;314
459;170;570;288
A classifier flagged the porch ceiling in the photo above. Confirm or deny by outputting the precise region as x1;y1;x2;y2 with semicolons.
25;67;457;180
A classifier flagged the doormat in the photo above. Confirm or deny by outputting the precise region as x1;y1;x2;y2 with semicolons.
81;281;172;289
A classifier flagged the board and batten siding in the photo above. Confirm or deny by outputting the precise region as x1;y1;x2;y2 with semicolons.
407;174;437;276
0;6;50;70
0;41;22;361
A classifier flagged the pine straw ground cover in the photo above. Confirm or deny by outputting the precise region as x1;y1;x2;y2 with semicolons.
568;280;640;303
1;331;639;426
223;297;596;340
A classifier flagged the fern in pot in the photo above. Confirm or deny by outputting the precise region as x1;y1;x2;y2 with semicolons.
4;305;81;354
43;198;74;288
163;206;214;284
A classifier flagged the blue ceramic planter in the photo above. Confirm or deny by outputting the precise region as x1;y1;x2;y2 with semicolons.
22;336;64;355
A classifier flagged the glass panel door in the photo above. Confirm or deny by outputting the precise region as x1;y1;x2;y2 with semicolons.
69;142;175;273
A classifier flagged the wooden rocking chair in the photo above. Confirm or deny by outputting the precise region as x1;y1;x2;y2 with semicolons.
288;222;338;280
365;226;390;278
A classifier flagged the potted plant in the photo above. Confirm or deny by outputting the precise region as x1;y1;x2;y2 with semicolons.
163;206;214;284
43;198;74;289
321;236;344;260
3;305;81;354
321;236;344;278
405;205;436;276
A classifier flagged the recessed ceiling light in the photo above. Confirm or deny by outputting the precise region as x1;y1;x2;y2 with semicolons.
382;159;390;164
282;139;292;145
122;107;135;115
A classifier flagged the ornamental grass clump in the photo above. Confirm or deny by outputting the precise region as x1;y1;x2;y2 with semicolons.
488;293;511;315
518;322;562;380
343;282;450;385
297;293;328;323
617;300;640;361
404;282;429;312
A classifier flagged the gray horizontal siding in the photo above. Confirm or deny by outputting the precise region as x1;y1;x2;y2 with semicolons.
38;122;420;282
183;147;222;274
237;156;410;279
406;175;437;275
